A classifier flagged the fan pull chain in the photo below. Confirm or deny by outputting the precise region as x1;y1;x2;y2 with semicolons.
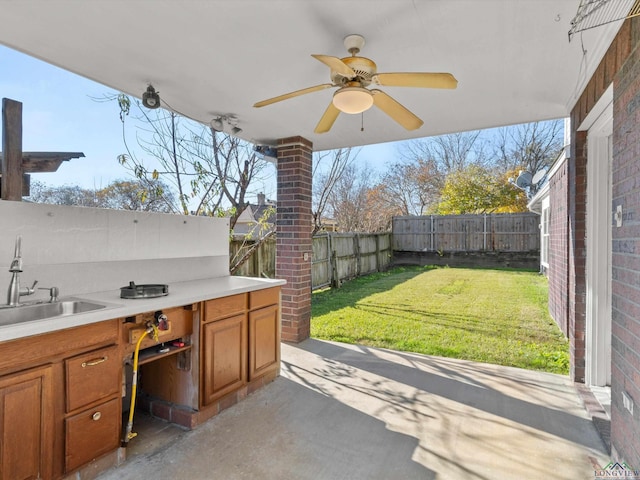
361;113;365;132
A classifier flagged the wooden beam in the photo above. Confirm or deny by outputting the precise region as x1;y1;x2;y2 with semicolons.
1;98;23;201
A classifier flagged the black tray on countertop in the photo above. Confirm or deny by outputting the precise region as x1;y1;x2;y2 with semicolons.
120;281;169;299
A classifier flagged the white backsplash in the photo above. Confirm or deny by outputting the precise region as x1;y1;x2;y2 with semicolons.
0;201;230;299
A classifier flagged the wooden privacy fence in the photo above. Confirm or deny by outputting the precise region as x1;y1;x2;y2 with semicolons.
230;232;392;290
312;232;392;289
392;213;540;252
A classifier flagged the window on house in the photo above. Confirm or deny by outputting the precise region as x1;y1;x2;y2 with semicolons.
541;199;550;268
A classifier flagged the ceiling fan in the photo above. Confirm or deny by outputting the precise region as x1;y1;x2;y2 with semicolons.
253;34;457;134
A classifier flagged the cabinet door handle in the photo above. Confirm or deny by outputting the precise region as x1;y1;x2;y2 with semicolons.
82;356;108;367
92;411;102;421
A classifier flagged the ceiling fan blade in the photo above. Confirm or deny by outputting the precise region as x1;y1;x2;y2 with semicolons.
253;84;334;108
373;72;458;89
371;89;423;131
311;54;356;78
314;102;341;134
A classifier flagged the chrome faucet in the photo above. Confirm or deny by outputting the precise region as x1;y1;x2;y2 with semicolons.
7;235;37;307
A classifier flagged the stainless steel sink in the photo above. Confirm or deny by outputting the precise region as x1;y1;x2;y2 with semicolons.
0;298;107;326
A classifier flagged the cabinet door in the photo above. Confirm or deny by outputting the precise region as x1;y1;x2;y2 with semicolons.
249;304;280;380
201;314;247;406
0;365;53;480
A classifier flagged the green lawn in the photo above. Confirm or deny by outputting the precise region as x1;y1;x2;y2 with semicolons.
311;265;569;374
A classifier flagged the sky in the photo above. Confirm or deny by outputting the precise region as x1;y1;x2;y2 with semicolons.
0;45;404;201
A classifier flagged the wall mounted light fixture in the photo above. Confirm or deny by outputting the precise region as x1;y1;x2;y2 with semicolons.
142;85;161;109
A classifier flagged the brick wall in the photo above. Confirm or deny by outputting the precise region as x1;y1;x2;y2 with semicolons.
568;18;634;387
276;136;313;343
611;17;640;467
548;160;568;337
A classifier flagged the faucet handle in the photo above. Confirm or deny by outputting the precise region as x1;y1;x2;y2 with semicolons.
26;280;38;293
38;286;59;302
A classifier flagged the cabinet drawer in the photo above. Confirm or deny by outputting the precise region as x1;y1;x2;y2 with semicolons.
204;294;247;322
65;397;120;473
249;287;280;310
66;345;120;412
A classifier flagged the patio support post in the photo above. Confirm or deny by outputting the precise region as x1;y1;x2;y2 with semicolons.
1;98;23;201
276;136;313;343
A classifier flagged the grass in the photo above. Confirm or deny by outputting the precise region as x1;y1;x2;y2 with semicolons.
311;265;569;375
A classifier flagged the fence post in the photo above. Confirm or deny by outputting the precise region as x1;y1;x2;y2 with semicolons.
354;234;361;277
430;215;434;251
483;214;487;251
330;250;340;288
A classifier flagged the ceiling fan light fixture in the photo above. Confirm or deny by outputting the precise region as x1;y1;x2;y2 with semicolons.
142;84;160;109
332;86;373;114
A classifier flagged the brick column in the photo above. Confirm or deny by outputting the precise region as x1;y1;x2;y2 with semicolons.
276;136;313;343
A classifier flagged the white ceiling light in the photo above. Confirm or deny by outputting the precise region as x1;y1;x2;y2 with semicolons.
332;86;373;114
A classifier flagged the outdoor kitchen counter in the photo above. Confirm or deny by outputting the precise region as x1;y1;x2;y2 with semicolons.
0;275;286;342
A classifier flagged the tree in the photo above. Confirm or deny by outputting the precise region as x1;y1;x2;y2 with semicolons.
360;184;403;232
385;130;488;213
401;130;488;173
494;120;563;192
115;94;270;229
376;158;442;216
326;163;372;232
27;179;177;212
113;95;272;273
437;165;527;214
28;182;98;207
312;148;357;234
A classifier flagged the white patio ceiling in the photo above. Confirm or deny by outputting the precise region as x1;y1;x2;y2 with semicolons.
0;1;624;151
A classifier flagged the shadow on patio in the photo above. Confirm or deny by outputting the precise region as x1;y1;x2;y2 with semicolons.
98;339;608;480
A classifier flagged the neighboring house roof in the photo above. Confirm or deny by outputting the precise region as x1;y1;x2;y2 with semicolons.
234;195;276;238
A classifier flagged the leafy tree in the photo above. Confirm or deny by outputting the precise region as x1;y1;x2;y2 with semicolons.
377;158;442;216
437;165;527;214
95;179;175;212
360;184;403;232
28;181;98;207
27;179;176;212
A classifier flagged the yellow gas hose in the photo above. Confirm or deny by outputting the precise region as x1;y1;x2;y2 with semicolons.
123;324;157;445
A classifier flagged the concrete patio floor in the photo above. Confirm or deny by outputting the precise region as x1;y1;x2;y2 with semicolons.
98;339;609;480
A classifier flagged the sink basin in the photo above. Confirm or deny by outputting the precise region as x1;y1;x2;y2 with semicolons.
0;298;107;326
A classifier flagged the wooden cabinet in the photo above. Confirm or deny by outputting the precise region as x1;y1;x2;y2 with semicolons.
65;345;120;412
249;287;280;381
0;365;53;480
201;288;280;407
201;303;247;406
65;398;120;472
63;345;121;473
249;303;280;380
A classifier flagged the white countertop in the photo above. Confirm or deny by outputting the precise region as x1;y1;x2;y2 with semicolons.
0;276;286;342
